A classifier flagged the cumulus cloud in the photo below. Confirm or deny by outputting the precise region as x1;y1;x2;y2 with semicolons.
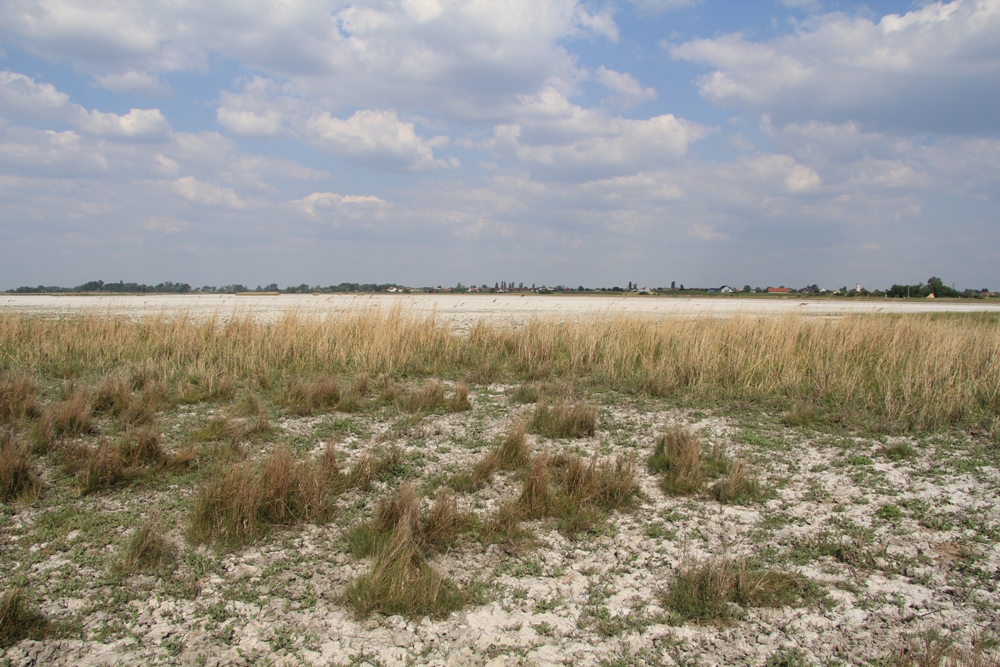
171;176;249;209
671;0;1000;133
1;0;618;124
75;108;170;140
485;89;709;180
292;192;391;225
305;109;457;171
595;67;657;107
1;70;171;140
0;70;71;120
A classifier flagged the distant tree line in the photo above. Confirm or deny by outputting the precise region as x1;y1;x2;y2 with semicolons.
6;276;993;297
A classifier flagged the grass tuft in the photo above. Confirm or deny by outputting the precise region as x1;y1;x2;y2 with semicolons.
344;483;470;618
0;588;48;648
0;430;40;502
189;445;339;548
115;520;176;576
650;428;759;504
283;376;341;415
663;557;814;624
467;421;529;488
449;382;472;412
649;428;704;495
529;400;597;439
399;381;446;413
881;632;1000;667
0;373;40;425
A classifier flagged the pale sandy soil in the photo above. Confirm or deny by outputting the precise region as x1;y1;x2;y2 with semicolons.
3;293;999;328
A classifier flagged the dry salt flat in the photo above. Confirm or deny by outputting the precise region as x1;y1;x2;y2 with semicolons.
3;293;1000;328
2;386;999;667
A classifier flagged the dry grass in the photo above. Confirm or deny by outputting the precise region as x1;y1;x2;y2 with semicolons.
663;557;813;624
0;430;39;502
0;588;48;648
464;421;530;488
1;309;997;430
650;428;759;503
282;376;341;415
448;382;471;412
529;400;597;439
189;445;339;548
882;634;1000;667
649;428;704;495
0;372;39;425
115;520;176;576
399;380;446;413
344;483;470;618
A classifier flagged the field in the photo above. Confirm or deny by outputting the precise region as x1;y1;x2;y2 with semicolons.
1;307;999;667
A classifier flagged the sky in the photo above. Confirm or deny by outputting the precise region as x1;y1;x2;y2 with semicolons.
1;0;998;291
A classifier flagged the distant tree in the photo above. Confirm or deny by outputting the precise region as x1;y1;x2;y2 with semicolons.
671;281;676;289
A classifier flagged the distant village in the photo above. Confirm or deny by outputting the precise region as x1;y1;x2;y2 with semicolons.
6;277;997;298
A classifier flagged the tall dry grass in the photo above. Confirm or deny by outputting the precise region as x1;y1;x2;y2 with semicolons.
1;309;998;430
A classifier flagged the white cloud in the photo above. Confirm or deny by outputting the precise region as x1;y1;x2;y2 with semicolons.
93;71;171;96
171;176;248;210
485;89;709;179
595;67;657;107
305;109;457;171
292;192;390;225
628;0;702;14
74;108;170;140
778;0;822;11
0;70;71;120
1;70;171;140
671;0;1000;133
1;0;619;124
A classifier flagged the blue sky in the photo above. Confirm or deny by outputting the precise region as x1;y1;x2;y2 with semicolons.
1;0;998;290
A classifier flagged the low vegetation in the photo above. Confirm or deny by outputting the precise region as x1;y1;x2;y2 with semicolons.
663;558;815;624
0;308;997;663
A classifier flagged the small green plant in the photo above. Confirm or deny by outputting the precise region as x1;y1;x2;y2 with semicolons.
876;503;903;521
0;588;48;648
530;400;597;439
880;442;917;461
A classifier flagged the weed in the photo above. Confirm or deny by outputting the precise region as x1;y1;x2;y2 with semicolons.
0;588;48;648
469;421;530;486
530;401;597;439
119;426;165;467
708;460;761;505
0;430;39;502
877;503;904;521
663;557;814;624
881;442;917;461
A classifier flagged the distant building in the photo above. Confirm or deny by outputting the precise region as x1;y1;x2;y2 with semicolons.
766;286;791;293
